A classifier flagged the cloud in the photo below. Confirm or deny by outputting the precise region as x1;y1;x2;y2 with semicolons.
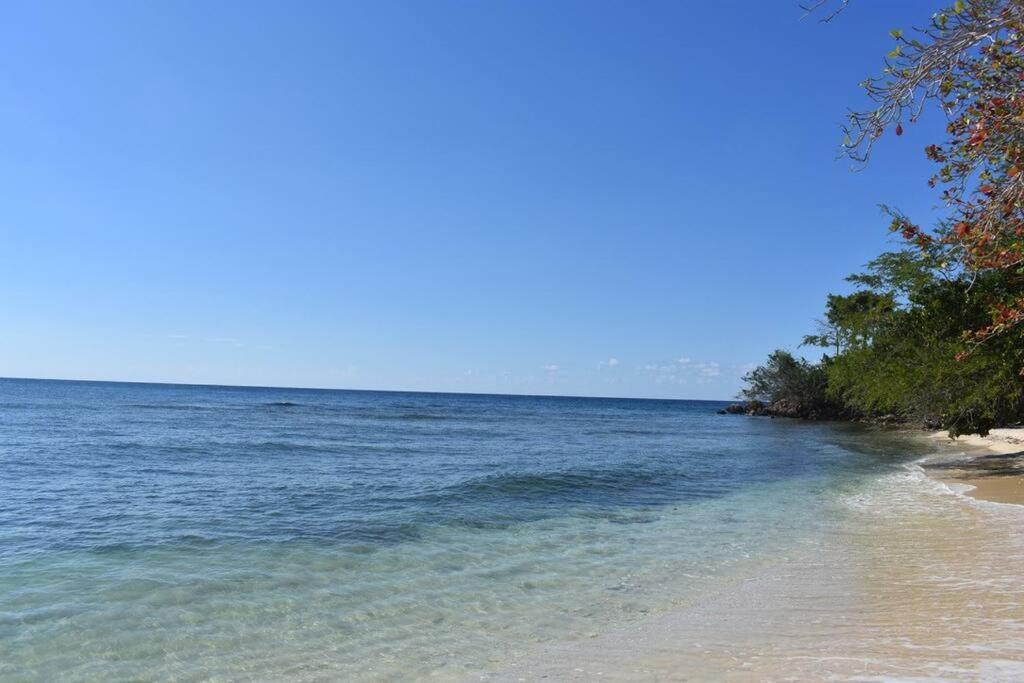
542;364;560;372
697;361;720;377
640;356;720;385
598;357;620;369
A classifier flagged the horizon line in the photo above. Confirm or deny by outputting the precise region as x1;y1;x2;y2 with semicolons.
0;375;732;404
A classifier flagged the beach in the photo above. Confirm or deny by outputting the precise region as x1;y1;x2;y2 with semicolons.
488;428;1024;681
3;380;1024;681
927;428;1024;506
8;0;1024;679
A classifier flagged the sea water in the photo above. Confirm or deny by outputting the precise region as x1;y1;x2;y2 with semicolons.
1;378;1019;680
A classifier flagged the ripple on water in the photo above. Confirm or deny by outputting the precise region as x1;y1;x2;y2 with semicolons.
1;379;1015;680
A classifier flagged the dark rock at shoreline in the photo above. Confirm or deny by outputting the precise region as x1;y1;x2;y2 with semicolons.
718;400;777;416
719;401;922;427
718;399;845;421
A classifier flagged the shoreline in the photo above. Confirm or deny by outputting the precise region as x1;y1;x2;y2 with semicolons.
927;427;1024;506
482;427;1024;681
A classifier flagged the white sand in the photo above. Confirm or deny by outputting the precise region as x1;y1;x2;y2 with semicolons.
930;426;1024;455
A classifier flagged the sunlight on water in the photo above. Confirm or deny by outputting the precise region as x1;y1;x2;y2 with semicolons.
1;379;1019;681
2;481;834;680
485;456;1024;682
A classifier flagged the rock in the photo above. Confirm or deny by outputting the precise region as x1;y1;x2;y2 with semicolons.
718;401;772;416
719;398;846;420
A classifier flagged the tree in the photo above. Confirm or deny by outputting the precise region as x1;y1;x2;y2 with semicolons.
740;1;1024;434
739;350;841;419
816;0;1024;350
818;249;1024;435
802;291;895;355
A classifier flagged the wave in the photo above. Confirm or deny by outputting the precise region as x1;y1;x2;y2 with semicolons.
392;412;452;421
414;464;696;508
125;403;221;411
126;401;307;411
254;403;468;422
245;440;353;455
585;428;666;436
119;400;488;425
344;409;457;421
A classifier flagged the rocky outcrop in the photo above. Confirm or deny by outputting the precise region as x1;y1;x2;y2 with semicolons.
718;401;768;416
718;399;844;420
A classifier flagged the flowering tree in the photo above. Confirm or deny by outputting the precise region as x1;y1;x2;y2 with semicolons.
833;0;1024;346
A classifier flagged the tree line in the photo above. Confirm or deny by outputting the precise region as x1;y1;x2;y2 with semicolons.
739;0;1024;436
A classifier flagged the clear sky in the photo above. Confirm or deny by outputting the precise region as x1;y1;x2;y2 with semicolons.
2;0;947;399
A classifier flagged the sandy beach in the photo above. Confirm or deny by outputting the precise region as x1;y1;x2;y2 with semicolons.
928;427;1024;505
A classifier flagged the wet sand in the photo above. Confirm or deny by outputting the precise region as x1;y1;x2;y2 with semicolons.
960;474;1024;505
929;427;1024;505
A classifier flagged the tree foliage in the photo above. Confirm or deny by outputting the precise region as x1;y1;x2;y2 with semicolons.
840;0;1024;347
739;350;842;419
818;250;1024;435
801;291;895;354
738;0;1024;436
741;248;1024;435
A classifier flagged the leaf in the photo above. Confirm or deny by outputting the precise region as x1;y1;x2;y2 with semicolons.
890;29;903;39
953;0;965;14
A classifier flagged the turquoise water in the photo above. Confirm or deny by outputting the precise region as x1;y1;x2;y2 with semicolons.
0;379;934;680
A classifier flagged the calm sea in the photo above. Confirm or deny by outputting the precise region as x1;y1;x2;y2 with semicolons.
0;378;941;680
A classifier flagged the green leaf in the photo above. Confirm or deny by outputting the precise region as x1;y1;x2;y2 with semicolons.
890;29;903;39
953;0;965;14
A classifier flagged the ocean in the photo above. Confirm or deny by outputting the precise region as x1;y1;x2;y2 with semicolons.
2;378;1022;681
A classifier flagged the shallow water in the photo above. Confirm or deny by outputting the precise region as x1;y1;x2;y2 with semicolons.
0;379;1015;681
489;453;1024;681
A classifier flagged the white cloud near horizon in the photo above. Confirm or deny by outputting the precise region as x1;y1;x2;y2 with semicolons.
641;356;721;385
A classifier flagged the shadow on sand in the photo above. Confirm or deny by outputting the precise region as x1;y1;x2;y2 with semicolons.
924;450;1024;478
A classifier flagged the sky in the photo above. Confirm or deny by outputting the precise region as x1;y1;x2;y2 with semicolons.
1;0;950;399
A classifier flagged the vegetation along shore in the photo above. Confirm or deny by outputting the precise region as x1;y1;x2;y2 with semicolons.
728;0;1024;438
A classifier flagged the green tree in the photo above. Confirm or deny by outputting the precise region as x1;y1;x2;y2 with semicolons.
837;0;1024;346
801;291;895;355
810;250;1024;435
739;350;841;419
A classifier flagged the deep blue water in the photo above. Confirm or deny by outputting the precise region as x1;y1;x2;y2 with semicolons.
0;378;933;680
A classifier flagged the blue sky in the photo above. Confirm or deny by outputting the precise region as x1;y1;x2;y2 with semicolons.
2;0;947;399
